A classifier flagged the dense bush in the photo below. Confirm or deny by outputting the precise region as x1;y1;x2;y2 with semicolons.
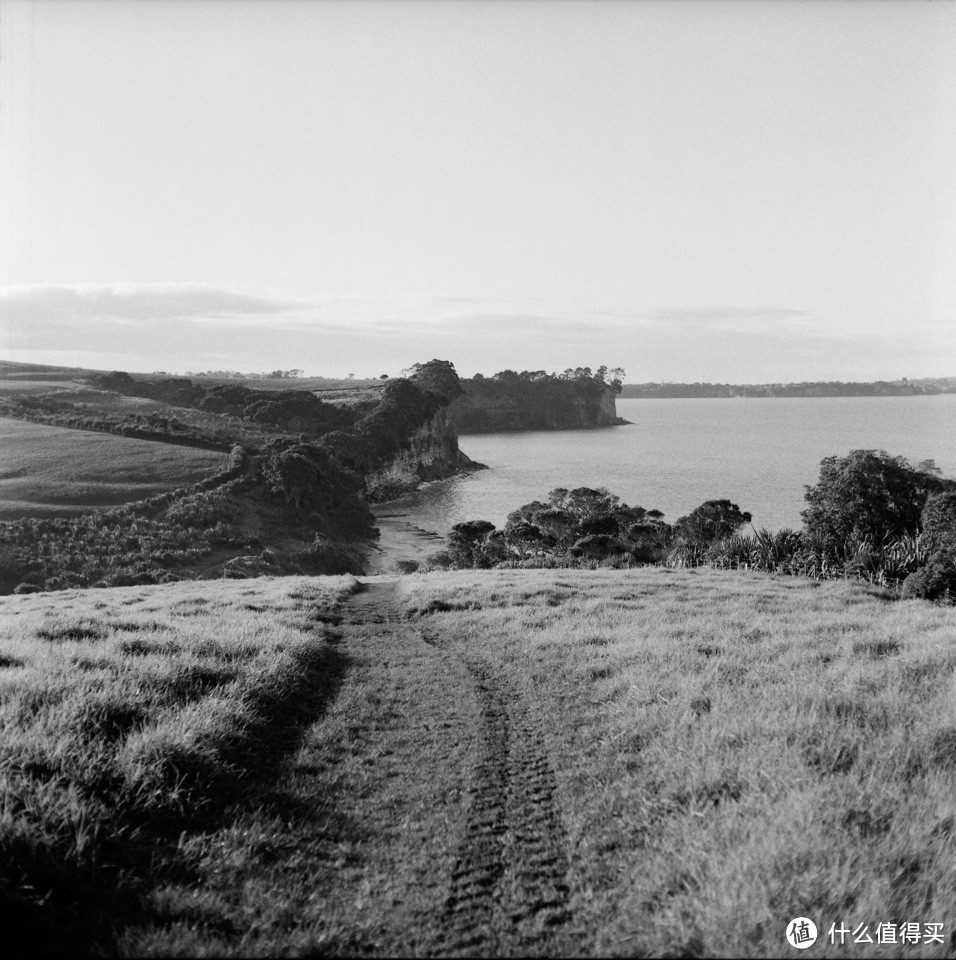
89;372;356;436
435;450;955;602
902;492;956;600
443;487;670;569
801;450;953;546
260;437;375;541
320;377;452;475
668;500;752;565
0;442;375;593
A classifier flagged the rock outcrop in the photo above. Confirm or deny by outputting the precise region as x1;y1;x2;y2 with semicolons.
321;369;485;502
451;380;626;433
363;405;484;501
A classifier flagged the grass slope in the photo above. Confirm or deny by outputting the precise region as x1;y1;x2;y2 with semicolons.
0;575;360;956
3;568;956;957
0;418;226;518
404;569;956;957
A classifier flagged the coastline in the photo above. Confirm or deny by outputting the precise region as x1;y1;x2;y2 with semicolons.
363;507;446;574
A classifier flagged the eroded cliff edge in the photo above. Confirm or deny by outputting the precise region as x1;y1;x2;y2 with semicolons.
449;369;628;433
321;370;485;502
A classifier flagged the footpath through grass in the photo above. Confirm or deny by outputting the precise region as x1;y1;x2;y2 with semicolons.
3;567;956;957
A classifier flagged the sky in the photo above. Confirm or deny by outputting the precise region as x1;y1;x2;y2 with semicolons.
1;0;954;382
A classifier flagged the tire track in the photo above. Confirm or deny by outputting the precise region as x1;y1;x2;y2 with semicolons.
423;636;572;956
346;578;572;955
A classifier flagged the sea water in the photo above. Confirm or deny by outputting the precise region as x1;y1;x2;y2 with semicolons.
378;395;956;535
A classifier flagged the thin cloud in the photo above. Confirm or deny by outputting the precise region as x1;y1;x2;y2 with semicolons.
0;282;307;325
599;306;812;323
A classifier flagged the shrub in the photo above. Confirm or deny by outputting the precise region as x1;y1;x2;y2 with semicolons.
448;520;497;568
921;492;956;555
802;450;952;547
902;546;956;602
674;500;752;549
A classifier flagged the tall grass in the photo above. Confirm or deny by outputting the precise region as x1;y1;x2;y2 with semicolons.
0;575;359;956
404;567;956;957
669;527;929;593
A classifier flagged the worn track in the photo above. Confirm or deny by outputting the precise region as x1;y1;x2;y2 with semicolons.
421;633;572;956
334;577;573;956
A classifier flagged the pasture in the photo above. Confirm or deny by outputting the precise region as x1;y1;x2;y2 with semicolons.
0;418;226;518
2;567;956;956
0;574;361;955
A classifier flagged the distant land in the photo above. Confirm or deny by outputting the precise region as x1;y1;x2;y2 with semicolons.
620;376;956;399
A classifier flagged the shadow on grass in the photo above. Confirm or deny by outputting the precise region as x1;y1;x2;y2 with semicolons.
3;635;350;959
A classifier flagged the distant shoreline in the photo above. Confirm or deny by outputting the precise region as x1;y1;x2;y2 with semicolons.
620;379;956;400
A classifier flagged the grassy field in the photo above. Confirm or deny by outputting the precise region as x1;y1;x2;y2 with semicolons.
0;418;227;518
3;567;956;956
0;574;361;956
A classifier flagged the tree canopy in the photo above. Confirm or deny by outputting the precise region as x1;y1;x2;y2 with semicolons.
801;449;953;545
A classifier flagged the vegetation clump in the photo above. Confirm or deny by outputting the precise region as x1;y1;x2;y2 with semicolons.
0;440;375;594
902;491;956;601
90;371;357;436
434;449;956;601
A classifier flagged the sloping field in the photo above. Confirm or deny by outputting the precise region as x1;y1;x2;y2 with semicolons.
0;379;86;397
3;568;956;956
0;418;227;518
0;575;361;955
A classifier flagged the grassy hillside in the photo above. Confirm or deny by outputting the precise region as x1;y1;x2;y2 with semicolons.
3;568;956;956
0;418;227;519
0;575;361;956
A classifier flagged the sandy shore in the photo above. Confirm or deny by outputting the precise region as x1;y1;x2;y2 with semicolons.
363;507;448;575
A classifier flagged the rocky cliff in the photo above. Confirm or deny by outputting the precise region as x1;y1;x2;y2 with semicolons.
321;371;485;502
363;405;483;501
450;379;626;433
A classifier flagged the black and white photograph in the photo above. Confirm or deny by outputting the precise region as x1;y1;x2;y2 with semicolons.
1;0;955;956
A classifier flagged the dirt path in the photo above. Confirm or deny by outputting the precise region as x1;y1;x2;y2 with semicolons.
414;602;573;956
123;576;575;957
330;577;575;955
434;655;572;956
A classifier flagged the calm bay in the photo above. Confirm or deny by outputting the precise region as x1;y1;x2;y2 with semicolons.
378;395;956;538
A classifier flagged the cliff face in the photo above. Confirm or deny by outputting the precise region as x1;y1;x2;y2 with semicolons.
451;383;625;433
321;371;485;502
363;405;483;500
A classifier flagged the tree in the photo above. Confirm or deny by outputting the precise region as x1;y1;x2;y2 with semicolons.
802;450;951;545
548;487;620;523
448;520;497;567
903;491;956;602
408;359;463;402
674;500;752;547
920;491;956;554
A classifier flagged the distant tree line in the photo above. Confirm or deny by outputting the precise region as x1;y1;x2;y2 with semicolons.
180;369;305;379
619;380;955;399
